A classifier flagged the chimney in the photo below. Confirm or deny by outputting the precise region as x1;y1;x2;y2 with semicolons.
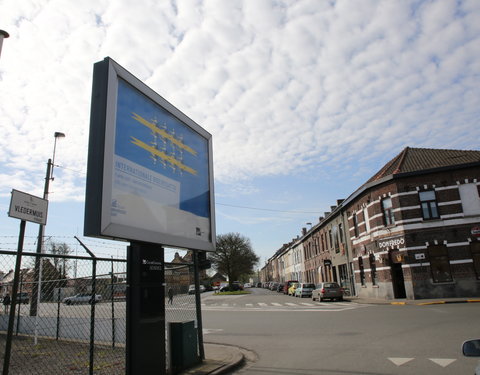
302;227;307;235
324;212;330;217
337;199;344;205
330;206;336;211
318;216;324;222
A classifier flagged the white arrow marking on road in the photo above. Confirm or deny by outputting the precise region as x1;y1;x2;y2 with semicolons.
388;358;414;366
203;328;223;335
429;358;456;367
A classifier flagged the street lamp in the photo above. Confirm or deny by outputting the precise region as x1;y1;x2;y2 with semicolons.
30;132;66;317
0;30;9;59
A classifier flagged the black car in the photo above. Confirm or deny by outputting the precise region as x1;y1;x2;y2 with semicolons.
16;293;29;304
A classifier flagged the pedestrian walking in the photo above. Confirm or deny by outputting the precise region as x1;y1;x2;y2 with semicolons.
3;293;11;314
168;287;174;305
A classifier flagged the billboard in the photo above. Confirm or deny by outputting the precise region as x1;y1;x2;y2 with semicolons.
85;57;215;251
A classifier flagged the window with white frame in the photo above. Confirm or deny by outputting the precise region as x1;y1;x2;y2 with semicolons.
382;197;395;226
459;183;480;216
419;190;440;219
363;207;370;232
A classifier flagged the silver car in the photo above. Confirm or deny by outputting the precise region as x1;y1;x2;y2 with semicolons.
294;283;316;298
312;282;344;301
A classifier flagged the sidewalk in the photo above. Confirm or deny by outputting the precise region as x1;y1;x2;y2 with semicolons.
344;295;480;305
178;343;246;375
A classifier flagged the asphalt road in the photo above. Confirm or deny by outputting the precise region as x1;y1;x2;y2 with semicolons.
202;288;480;375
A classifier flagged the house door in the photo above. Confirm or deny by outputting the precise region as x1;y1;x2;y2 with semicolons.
389;251;406;298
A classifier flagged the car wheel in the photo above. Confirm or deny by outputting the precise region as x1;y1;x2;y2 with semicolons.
338;296;343;301
319;297;323;302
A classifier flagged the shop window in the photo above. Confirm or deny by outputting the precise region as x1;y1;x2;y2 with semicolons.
428;245;453;283
369;253;377;286
358;257;365;286
419;190;439;220
471;242;480;280
382;197;395;226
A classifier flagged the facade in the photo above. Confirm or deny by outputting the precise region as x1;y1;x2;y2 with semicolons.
344;147;480;299
260;147;480;300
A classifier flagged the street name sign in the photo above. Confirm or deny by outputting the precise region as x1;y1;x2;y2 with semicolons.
8;189;48;225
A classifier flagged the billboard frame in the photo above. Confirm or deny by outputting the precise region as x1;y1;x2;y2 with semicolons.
85;57;215;252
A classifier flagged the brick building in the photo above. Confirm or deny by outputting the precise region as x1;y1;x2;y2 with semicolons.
344;147;480;299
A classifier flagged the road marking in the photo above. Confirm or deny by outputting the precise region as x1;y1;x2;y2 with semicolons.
285;303;298;306
429;358;456;367
388;358;414;366
300;303;314;306
258;303;268;307
203;328;223;335
246;304;253;307
271;303;282;306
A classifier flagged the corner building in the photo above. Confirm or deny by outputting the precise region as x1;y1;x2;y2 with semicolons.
343;147;480;300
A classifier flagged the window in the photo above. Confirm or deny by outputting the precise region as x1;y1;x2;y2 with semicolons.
339;223;344;243
353;214;359;237
459;183;480;216
332;225;339;253
328;229;332;249
364;207;370;232
428;245;453;283
471;242;480;280
369;253;376;286
419;190;439;219
382;197;395;226
358;257;365;286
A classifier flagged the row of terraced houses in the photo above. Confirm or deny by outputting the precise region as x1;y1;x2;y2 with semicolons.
260;147;480;300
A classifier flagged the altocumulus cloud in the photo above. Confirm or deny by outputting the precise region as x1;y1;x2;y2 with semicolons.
0;0;479;200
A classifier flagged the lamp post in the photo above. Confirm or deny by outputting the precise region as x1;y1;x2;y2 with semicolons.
29;132;66;317
0;30;9;59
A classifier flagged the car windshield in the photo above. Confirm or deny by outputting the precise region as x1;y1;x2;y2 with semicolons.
304;284;315;288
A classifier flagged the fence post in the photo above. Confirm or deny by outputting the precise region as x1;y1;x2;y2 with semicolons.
111;257;115;348
56;288;61;340
74;236;97;375
3;219;26;375
193;251;205;360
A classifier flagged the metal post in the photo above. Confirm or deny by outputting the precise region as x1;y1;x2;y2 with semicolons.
0;30;9;59
30;159;51;317
56;288;61;340
193;251;205;360
74;236;96;375
15;273;23;336
111;257;115;348
3;220;26;375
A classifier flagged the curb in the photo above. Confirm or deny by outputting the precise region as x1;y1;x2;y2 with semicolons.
415;299;480;306
208;352;245;375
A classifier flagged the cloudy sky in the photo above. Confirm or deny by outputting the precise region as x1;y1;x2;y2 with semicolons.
0;0;479;264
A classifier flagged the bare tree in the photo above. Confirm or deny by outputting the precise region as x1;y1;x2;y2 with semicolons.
48;241;72;278
209;233;259;288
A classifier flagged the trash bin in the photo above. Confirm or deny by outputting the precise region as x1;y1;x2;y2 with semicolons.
169;320;200;374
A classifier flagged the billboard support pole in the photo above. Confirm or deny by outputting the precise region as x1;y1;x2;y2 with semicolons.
126;242;165;375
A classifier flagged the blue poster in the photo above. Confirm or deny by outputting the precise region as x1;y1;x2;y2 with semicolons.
110;79;211;241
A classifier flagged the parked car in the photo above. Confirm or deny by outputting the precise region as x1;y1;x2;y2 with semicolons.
462;339;480;375
188;284;206;294
283;280;298;294
16;292;29;304
294;283;316;298
312;282;343;301
244;283;251;288
287;282;298;296
276;283;284;293
62;293;102;305
220;283;242;292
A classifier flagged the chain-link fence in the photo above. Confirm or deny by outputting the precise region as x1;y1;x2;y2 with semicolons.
0;249;200;375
